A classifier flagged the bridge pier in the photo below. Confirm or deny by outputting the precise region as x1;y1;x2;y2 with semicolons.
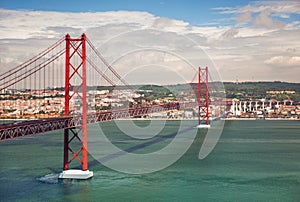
59;169;93;180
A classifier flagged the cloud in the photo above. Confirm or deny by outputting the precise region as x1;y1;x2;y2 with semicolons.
236;1;300;14
0;5;300;83
236;11;252;24
220;28;238;40
253;9;286;29
0;9;157;39
215;1;300;30
264;56;300;67
152;17;188;30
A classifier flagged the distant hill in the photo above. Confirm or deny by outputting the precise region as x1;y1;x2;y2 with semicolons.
55;81;300;102
167;81;300;101
222;81;300;101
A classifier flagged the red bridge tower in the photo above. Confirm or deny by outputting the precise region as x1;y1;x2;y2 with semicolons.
197;67;210;128
59;34;93;179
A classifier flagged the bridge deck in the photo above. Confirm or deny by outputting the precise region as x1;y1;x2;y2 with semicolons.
0;102;197;141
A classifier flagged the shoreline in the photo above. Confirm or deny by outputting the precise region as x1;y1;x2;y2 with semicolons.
0;117;299;122
113;117;300;121
223;117;299;121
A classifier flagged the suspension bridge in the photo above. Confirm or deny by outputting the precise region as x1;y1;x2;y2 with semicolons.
0;33;215;179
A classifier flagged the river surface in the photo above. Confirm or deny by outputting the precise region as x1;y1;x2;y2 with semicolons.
1;120;300;201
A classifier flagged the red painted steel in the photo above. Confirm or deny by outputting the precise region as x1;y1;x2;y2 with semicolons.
86;38;131;89
0;38;65;91
64;34;70;170
0;33;212;174
63;33;88;171
0;102;195;141
197;67;210;125
205;67;209;125
81;34;88;171
198;67;201;125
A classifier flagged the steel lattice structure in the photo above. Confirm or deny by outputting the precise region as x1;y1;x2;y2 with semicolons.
0;33;212;176
0;102;197;141
197;67;210;125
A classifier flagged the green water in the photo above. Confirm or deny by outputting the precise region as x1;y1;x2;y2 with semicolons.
1;120;300;201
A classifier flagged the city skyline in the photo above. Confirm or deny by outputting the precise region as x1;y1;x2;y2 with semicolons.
0;0;300;84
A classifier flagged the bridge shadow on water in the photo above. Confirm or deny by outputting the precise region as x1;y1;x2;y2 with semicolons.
87;125;197;168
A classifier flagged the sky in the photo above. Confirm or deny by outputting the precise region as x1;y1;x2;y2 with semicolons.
0;0;300;84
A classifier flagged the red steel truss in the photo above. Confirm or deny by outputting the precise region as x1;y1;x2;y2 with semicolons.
0;33;212;174
63;34;88;171
0;102;195;141
197;67;209;125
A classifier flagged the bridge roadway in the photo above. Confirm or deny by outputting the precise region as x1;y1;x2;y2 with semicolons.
0;102;198;141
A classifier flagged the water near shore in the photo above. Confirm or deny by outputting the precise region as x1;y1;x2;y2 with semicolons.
1;120;300;201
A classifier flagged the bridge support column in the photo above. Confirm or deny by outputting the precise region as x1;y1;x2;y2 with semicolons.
196;67;210;128
59;33;93;180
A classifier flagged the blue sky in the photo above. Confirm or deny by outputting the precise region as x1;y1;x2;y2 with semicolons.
0;0;249;25
0;0;300;83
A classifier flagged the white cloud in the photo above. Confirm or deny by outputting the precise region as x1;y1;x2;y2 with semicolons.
277;14;290;19
236;11;252;24
220;28;238;40
0;9;157;39
253;8;286;29
236;1;300;14
0;5;300;83
152;17;189;32
264;56;300;67
235;27;275;37
215;1;300;30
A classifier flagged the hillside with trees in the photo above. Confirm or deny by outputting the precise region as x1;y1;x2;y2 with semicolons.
223;81;300;101
167;81;300;102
